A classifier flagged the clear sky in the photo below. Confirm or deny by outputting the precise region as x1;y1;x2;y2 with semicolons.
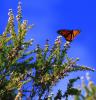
0;0;96;99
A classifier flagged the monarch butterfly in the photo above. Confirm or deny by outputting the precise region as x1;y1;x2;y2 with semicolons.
57;29;80;42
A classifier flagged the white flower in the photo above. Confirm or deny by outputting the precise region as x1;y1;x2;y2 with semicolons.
81;76;84;80
22;45;25;47
50;92;54;96
57;35;62;39
86;72;90;81
55;38;58;42
31;38;34;42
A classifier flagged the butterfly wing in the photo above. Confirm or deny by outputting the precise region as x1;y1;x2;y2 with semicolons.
57;30;73;41
72;30;80;38
65;33;73;41
66;30;80;41
57;29;80;41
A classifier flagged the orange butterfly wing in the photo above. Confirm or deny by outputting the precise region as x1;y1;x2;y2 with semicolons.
57;30;80;41
65;33;72;41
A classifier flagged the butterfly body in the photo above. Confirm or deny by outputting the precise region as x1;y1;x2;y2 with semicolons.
57;29;80;42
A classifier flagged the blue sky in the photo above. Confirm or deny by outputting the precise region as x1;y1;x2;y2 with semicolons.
0;0;96;99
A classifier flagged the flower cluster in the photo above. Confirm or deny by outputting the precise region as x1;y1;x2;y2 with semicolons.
30;38;34;45
21;20;28;30
81;73;94;91
64;41;70;48
55;35;62;45
16;1;22;21
44;39;49;51
8;9;14;32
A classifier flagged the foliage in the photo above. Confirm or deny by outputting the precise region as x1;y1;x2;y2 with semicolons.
0;2;33;99
47;77;81;100
63;77;81;100
74;73;96;100
54;90;62;100
0;1;94;100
